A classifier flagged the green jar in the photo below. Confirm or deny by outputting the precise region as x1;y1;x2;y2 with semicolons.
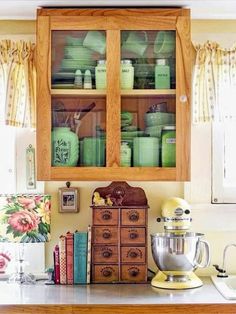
121;59;134;89
95;60;106;89
161;126;176;167
51;127;79;166
120;141;131;167
155;59;170;89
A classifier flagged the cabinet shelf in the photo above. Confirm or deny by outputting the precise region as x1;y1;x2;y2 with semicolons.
51;89;106;97
121;89;176;96
51;89;176;97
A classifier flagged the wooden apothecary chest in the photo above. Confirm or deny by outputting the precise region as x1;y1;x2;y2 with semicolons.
91;181;149;283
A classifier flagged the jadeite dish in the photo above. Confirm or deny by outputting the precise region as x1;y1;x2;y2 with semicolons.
121;131;145;138
145;124;175;137
66;36;84;46
64;46;93;59
145;112;176;127
60;60;96;71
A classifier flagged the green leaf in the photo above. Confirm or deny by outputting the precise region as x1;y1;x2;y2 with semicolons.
5;208;20;215
12;230;23;238
6;225;14;234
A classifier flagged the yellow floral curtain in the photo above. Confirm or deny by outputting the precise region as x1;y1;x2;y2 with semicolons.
0;40;36;128
193;41;236;123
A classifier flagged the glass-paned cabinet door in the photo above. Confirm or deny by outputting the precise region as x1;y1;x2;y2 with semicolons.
120;30;176;168
51;31;106;167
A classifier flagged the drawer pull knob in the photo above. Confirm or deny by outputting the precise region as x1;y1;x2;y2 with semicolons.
129;251;138;258
102;269;112;277
129;213;139;222
129;269;139;277
102;213;111;220
103;232;111;239
103;251;112;258
129;232;138;239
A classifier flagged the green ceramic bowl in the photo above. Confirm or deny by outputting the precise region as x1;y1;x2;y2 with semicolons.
145;124;175;137
64;46;93;60
145;112;176;127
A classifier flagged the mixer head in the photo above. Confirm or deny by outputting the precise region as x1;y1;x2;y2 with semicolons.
157;197;191;231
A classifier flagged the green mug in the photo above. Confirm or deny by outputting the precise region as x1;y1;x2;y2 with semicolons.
122;31;148;56
83;31;106;55
83;137;105;167
154;31;175;56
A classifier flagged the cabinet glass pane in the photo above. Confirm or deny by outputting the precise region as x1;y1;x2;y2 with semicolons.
120;96;176;167
121;31;176;90
51;96;106;167
52;31;106;89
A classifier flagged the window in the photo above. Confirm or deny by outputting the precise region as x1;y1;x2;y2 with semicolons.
212;120;236;203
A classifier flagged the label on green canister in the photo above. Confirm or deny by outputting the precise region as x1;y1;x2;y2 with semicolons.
161;127;176;167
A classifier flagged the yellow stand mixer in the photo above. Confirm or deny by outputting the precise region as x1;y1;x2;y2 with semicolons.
151;197;210;289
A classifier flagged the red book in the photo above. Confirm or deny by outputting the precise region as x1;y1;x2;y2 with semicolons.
66;231;74;284
53;245;60;284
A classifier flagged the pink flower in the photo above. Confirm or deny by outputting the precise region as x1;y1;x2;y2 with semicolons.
17;197;36;210
8;210;40;233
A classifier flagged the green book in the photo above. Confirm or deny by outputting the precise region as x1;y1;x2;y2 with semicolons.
74;231;88;284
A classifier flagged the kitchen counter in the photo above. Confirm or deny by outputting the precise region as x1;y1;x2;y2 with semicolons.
0;277;236;314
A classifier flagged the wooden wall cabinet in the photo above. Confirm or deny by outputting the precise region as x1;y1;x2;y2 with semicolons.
36;8;191;181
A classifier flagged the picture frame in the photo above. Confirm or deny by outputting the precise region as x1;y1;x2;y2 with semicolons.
58;182;79;213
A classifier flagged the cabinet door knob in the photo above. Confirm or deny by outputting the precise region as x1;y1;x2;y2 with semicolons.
102;213;111;220
102;269;112;277
129;269;139;277
129;232;138;239
129;213;139;222
103;251;112;258
129;251;138;258
102;231;111;239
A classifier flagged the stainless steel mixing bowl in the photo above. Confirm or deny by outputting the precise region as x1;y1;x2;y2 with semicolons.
151;232;210;274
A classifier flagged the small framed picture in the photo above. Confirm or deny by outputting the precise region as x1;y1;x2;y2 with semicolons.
59;183;79;213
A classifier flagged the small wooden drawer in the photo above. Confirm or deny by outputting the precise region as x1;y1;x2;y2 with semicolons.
121;265;147;282
121;208;146;226
93;208;119;226
121;247;146;263
120;227;146;245
92;265;119;283
92;227;118;244
92;245;118;263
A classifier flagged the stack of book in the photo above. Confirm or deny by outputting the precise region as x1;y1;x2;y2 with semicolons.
53;225;92;284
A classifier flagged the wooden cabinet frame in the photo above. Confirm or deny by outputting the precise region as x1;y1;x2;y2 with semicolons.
37;8;191;181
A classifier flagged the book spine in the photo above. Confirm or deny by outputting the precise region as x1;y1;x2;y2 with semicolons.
74;232;88;284
59;235;67;285
54;245;60;284
66;232;74;284
87;226;92;284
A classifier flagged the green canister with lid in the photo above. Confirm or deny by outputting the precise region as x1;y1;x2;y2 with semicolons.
121;59;134;89
161;125;176;167
95;60;106;89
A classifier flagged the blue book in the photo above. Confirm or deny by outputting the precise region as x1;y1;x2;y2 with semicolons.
74;231;88;284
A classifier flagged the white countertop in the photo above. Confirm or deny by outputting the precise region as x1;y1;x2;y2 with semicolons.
0;277;235;305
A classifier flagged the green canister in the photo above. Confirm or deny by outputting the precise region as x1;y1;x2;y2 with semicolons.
95;60;106;89
51;127;79;166
120;141;131;167
155;59;170;89
121;59;134;89
161;126;176;167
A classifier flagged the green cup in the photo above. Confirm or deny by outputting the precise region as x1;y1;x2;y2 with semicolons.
154;31;175;56
83;137;105;167
83;31;106;55
122;31;148;56
133;137;159;167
